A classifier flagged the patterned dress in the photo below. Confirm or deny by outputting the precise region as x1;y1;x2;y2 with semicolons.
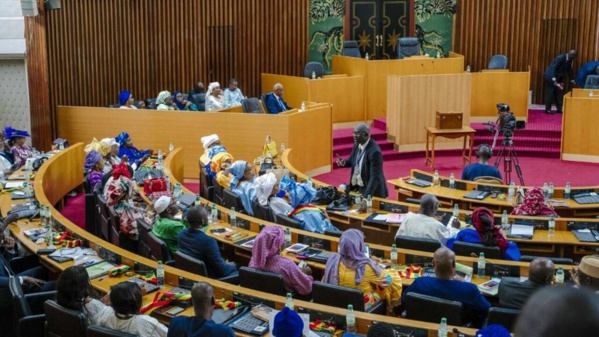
12;144;32;166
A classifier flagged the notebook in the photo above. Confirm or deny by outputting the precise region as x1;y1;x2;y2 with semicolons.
85;260;117;279
508;224;534;239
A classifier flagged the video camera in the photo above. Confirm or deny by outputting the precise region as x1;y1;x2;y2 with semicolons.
485;103;517;143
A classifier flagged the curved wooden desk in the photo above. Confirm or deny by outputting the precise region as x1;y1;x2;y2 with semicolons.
2;143;481;336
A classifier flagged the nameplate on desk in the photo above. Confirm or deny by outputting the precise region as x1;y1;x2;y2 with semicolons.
373;322;428;337
379;201;408;213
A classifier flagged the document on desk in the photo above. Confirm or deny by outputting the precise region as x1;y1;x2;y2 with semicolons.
5;181;25;188
373;214;389;221
510;224;534;236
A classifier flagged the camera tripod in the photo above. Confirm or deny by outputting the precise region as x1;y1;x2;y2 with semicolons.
493;138;525;185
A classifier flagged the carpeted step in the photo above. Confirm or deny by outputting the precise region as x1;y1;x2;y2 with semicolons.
372;118;387;130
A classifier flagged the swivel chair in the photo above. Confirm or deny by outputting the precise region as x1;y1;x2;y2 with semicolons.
342;41;361;58
487;54;509;70
303;62;325;79
396;37;420;59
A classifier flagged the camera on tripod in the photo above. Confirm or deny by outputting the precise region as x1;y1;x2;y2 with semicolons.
484;103;517;145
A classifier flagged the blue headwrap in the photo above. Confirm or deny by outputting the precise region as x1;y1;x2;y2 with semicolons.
475;324;511;337
4;126;31;139
229;160;247;189
207;145;227;160
84;150;103;173
118;90;131;106
279;176;317;208
173;91;187;110
273;307;303;337
115;132;129;147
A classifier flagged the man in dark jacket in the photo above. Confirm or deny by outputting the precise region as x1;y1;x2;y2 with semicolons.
544;50;577;114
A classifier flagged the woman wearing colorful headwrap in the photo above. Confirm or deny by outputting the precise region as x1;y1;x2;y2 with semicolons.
230;160;257;215
447;207;521;261
323;229;402;313
254;172;292;216
115;132;152;169
278;176;338;234
156;90;176;111
118;90;137;109
104;163;153;240
84;150;105;188
210;152;234;189
100;138;122;173
4;126;32;166
249;226;313;295
511;187;558;217
205;82;224;110
173;91;198;111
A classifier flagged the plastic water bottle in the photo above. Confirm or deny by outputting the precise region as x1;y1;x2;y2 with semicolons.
449;173;455;190
23;182;30;198
433;170;440;187
390;244;398;266
169;142;174;153
45;217;53;247
211;203;218;224
438;317;448;337
555;266;564;284
312;71;316;79
365;52;369;60
466;65;471;73
230;207;237;228
40;205;48;227
301;101;306;112
453;203;459;217
366;195;373;214
508;180;515;202
364;244;370;258
548;182;554;199
307;176;313;188
548;214;555;237
543;183;549;199
346;305;356;333
58;141;65;151
354;194;362;206
590;90;594;98
173;183;182;199
280;143;285;154
157;149;163;170
165;175;171;192
477;253;486;278
501;210;509;228
564;182;571;200
156;261;165;287
285;227;292;246
437;51;441;59
285;293;294;310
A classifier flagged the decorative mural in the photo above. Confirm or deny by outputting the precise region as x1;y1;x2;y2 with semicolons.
414;0;456;57
308;0;345;73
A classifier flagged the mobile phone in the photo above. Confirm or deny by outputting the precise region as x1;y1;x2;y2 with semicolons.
298;260;307;269
166;306;185;316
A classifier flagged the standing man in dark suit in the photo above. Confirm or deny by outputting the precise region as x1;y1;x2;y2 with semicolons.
336;123;388;198
497;258;555;309
544;50;577;114
265;83;292;114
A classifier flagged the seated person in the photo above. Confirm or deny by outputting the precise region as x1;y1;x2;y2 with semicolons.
323;229;402;314
0;214;55;293
571;255;599;291
167;282;235;337
511;187;558;216
209;152;234;190
56;265;105;323
272;307;320;337
461;144;502;181
254;172;292;216
118;90;138;109
206;82;224;110
575;61;599;87
85;138;112;173
265;83;292;114
249;226;313;295
156;90;176;111
394;193;460;244
5;126;32;166
177;206;237;279
278;176;338;234
447;207;521;261
101;138;122;172
367;323;400;337
229;160;257;215
104;163;154;240
173;91;198;111
152;196;188;254
223;78;244;107
199;134;225;167
498;258;555;309
514;286;599;337
84;150;105;188
0;127;15;164
402;247;490;326
115;132;152;169
94;281;167;336
0;150;13;180
188;81;205;102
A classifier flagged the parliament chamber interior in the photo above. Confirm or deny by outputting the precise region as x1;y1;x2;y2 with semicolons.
2;0;599;336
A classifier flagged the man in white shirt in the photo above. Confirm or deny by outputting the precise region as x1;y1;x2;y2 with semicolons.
395;194;460;244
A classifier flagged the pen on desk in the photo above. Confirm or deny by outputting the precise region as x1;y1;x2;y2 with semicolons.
98;277;106;281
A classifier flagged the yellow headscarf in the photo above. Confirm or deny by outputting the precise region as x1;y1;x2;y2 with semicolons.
84;138;111;157
210;152;234;173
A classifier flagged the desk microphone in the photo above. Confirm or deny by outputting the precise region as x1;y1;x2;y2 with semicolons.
452;327;474;337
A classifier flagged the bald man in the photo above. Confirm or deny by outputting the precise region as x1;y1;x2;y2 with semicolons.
336;123;388;198
265;83;292;114
498;258;555;309
402;247;490;326
167;282;235;337
395;193;460;243
544;49;577;114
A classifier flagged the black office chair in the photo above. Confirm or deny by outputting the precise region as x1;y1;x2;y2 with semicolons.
146;98;157;109
324;229;343;238
44;300;88;337
212;182;224;206
312;281;386;315
192;93;206;111
584;75;599;89
486;307;520;332
199;167;214;202
452;241;501;259
403;292;464;326
86;325;136;337
519;255;574;265
274;213;302;230
173;250;239;284
10;277;56;337
396;37;420;59
147;232;173;264
223;189;246;213
94;185;111;242
405;197;421;204
261;93;274;113
303;61;325;79
239;267;287;296
137;218;152;257
487;54;509;70
252;199;273;222
395;235;441;252
107;207;138;253
342;40;361;58
241;98;263;113
83;179;98;237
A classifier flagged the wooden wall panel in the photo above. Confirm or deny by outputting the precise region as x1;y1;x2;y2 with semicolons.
454;0;599;104
43;0;309;110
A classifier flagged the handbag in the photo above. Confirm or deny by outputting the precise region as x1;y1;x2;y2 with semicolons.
262;135;278;158
312;186;338;205
326;193;354;211
143;177;167;195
